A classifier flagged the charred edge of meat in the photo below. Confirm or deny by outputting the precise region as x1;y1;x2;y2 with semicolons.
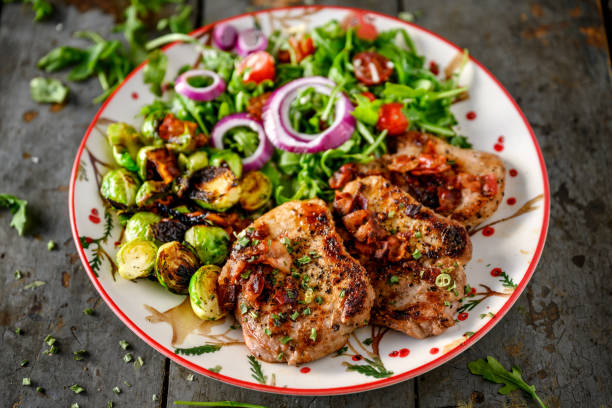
151;219;189;243
437;222;469;258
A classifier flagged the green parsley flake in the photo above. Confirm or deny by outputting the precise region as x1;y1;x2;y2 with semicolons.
415;231;422;238
290;311;299;321
15;270;22;280
240;303;249;315
36;386;44;393
113;386;121;394
69;384;85;394
71;404;80;408
240;270;251;279
208;365;222;373
22;377;31;386
276;352;284;361
387;211;395;218
15;328;23;335
339;290;345;298
412;249;422;259
464;331;475;338
296;255;311;265
152;394;159;401
47;240;56;251
119;340;130;350
20;359;28;367
264;328;271;336
44;335;56;346
123;353;133;363
389;275;399;285
73;350;87;361
107;401;113;408
309;328;317;341
249;311;259;319
237;236;250;247
315;296;323;304
186;374;195;382
280;336;292;344
134;356;144;368
83;308;94;315
303;307;312;316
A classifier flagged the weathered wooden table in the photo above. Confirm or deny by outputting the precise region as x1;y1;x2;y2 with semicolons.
1;0;611;406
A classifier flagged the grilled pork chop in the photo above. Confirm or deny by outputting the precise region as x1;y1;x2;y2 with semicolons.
334;176;472;338
330;131;505;229
218;199;373;365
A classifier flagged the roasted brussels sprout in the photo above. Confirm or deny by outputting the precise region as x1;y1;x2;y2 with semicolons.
239;171;272;211
140;111;166;146
189;265;226;320
116;239;157;280
184;225;230;265
172;205;191;214
100;169;140;208
185;151;209;173
107;123;142;172
159;113;208;154
137;146;180;184
135;180;167;208
155;241;200;294
150;219;189;243
188;167;241;212
124;212;162;242
210;151;243;179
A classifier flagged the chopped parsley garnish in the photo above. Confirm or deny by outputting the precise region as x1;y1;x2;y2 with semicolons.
388;275;399;285
36;386;44;393
14;270;22;280
339;290;346;298
310;328;317;341
303;307;312;316
15;328;23;335
281;237;294;253
83;308;94;315
264;328;271;336
113;386;121;394
412;249;422;259
47;240;56;251
249;311;259;319
414;231;422;239
290;311;299;321
280;336;292;344
22;377;31;386
315;296;323;304
44;335;56;346
296;255;312;265
287;289;297;299
119;340;130;350
464;331;475;338
276;352;284;361
387;211;395;218
69;384;85;394
291;270;300;279
134;356;144;368
444;301;451;307
123;353;133;363
240;303;249;315
186;374;195;382
237;236;250;248
0;194;28;235
73;349;87;361
251;239;260;246
20;359;28;367
240;270;251;279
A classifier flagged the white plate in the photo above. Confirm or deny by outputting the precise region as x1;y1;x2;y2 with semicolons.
69;6;550;396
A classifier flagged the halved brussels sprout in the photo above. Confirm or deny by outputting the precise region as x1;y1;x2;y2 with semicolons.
107;123;142;172
124;212;162;242
116;239;158;280
135;180;167;208
189;265;226;320
210;151;243;179
137;146;180;184
189;167;241;212
185;151;209;173
172;205;191;214
155;241;200;294
184;225;230;265
100;168;141;208
239;171;272;211
140;111;166;146
159;113;207;154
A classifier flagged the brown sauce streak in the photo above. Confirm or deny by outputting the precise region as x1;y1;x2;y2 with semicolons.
470;194;544;236
144;298;225;346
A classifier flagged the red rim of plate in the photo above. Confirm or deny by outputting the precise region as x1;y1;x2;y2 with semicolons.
69;5;550;396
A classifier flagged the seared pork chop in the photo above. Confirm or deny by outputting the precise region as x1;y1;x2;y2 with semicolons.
218;199;373;365
334;176;472;338
330;131;505;229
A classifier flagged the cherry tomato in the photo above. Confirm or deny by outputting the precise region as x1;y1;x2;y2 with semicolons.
237;51;275;84
377;103;408;136
353;51;393;85
289;34;315;62
342;12;378;41
361;91;376;102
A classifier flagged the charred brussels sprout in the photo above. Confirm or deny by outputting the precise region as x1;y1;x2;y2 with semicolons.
184;151;209;173
100;169;140;208
135;181;167;208
239;171;272;211
137;146;180;184
159;113;207;154
116;239;157;280
189;265;226;320
107;123;142;172
124;212;162;242
140;111;166;146
189;167;241;212
184;225;229;265
210;151;243;179
155;241;200;294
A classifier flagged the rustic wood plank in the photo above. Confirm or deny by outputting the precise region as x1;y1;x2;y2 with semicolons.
399;0;612;407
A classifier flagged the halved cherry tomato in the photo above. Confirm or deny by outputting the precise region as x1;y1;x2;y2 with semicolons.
342;12;378;41
353;51;393;85
377;102;408;136
289;34;315;62
237;51;275;84
361;91;376;102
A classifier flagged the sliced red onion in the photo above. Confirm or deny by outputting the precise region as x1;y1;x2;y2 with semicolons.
175;69;226;102
211;113;273;171
213;23;238;51
235;28;268;57
262;77;356;153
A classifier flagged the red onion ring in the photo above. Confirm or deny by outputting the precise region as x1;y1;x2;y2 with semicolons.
175;69;226;101
235;28;268;57
211;113;273;171
213;24;238;51
262;77;356;153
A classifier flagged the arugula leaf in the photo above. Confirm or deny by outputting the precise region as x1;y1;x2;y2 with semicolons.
468;356;548;408
30;77;69;104
352;94;382;126
0;194;28;235
38;46;88;72
157;5;193;34
143;49;167;96
7;0;54;21
174;344;221;356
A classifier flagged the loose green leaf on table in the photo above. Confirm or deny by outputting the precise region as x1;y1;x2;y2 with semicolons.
468;356;548;408
0;194;29;235
4;0;54;21
144;49;168;96
30;77;69;104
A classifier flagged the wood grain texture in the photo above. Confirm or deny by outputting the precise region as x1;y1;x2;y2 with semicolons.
0;0;610;407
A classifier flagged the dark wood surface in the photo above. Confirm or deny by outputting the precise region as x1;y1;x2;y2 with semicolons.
1;1;610;407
